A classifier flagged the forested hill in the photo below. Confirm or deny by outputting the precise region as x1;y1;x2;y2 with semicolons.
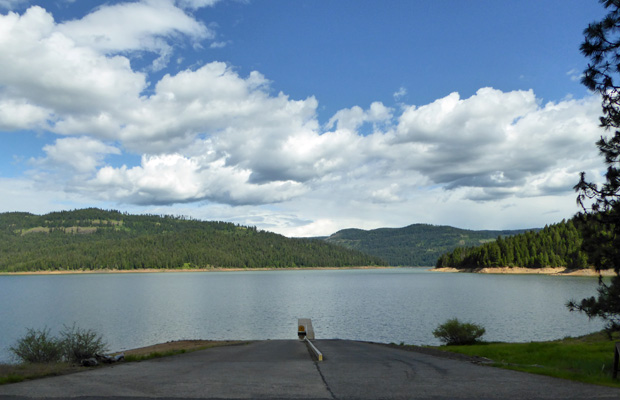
323;224;533;266
0;209;386;272
435;219;588;270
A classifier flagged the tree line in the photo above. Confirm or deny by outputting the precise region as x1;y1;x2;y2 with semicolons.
0;209;386;272
435;218;590;270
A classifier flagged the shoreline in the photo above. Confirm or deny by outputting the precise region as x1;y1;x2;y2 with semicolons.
0;265;393;276
3;266;615;277
432;266;617;277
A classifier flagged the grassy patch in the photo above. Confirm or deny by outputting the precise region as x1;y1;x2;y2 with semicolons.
1;340;248;385
124;349;187;362
122;340;248;362
0;363;81;385
0;374;24;385
432;331;620;387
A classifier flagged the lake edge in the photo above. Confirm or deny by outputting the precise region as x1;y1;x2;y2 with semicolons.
433;267;616;276
0;265;396;276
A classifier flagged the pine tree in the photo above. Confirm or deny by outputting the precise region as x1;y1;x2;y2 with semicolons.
569;0;620;334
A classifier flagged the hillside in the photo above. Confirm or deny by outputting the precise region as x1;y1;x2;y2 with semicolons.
435;219;588;270
0;209;386;272
323;224;533;266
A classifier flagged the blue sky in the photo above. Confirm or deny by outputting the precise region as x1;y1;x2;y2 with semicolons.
0;0;610;236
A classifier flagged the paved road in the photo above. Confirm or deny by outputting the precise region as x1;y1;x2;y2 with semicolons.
1;340;619;399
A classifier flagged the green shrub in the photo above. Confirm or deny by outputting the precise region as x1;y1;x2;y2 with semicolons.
59;324;108;363
9;327;63;363
0;374;25;385
433;318;486;345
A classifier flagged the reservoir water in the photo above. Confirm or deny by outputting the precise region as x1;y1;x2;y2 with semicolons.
0;268;606;363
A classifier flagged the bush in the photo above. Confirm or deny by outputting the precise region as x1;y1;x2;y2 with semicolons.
433;318;486;345
9;325;108;365
59;323;108;363
9;327;63;363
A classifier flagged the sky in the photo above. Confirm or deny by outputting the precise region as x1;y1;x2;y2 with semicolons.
0;0;611;237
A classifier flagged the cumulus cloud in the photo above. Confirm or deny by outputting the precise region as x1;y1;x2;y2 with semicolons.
388;88;601;200
35;137;121;174
326;101;392;132
0;3;608;236
0;2;221;134
77;61;357;204
0;4;326;206
370;184;403;203
57;0;212;69
15;64;604;208
0;98;50;130
91;154;307;205
0;6;146;131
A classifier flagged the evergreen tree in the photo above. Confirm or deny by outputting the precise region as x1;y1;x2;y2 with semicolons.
435;220;592;271
569;0;620;334
0;209;387;271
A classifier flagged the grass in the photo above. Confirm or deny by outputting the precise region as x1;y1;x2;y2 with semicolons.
0;363;81;385
431;331;620;388
124;349;188;362
0;340;247;385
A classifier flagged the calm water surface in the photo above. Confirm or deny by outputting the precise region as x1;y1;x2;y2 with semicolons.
0;268;605;363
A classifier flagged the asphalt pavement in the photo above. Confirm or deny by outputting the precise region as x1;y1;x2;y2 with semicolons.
1;339;619;399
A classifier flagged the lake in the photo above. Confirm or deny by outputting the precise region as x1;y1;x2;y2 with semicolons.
0;268;606;364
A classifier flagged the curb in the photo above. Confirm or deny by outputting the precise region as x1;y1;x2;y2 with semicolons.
304;337;323;361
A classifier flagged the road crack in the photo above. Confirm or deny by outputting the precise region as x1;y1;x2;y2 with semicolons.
313;360;337;399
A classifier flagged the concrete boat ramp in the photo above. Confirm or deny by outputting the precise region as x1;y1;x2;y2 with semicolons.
1;340;619;399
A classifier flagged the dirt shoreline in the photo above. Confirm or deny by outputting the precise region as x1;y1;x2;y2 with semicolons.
119;340;247;357
3;266;616;276
432;266;617;276
0;266;392;276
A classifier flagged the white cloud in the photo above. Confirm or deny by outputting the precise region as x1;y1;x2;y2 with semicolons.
0;6;146;130
280;218;356;238
395;88;536;144
0;0;26;10
176;0;220;10
0;177;98;213
326;101;392;131
26;82;602;213
388;88;601;200
393;86;407;100
0;3;331;207
370;184;403;203
0;3;609;237
0;98;50;130
567;68;582;82
209;40;229;49
35;137;121;174
57;0;212;70
90;153;307;205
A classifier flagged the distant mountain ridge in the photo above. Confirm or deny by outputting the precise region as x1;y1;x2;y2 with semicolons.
0;208;386;272
323;224;537;266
